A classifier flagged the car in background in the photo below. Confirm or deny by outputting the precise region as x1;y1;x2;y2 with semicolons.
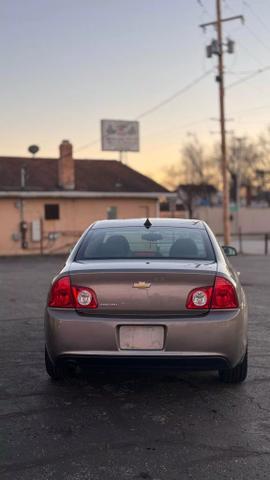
44;218;248;383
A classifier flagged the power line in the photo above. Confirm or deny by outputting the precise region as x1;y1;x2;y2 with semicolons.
196;0;214;73
135;69;213;120
224;0;270;54
143;97;270;144
143;117;211;141
75;63;270;156
235;38;264;67
223;0;265;66
244;24;270;55
227;69;262;75
233;103;270;116
196;0;211;17
243;1;270;37
220;2;265;69
74;139;100;154
74;63;270;155
73;69;214;154
227;65;270;89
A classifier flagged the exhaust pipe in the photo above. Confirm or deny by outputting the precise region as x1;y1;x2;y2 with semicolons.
64;359;80;376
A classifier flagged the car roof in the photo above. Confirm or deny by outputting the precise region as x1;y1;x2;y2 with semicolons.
91;218;205;230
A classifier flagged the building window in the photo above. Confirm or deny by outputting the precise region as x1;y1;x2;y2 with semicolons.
45;204;60;220
107;206;118;219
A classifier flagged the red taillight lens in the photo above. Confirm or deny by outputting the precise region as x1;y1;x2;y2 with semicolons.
186;276;238;310
211;276;238;309
186;286;213;309
48;276;98;309
48;276;74;308
71;286;98;309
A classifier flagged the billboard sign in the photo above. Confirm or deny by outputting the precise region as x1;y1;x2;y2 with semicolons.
101;119;139;152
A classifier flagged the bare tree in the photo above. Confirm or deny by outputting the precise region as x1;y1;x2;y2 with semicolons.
254;128;270;204
163;164;182;191
163;132;264;213
227;136;260;203
258;126;270;169
163;135;216;188
181;134;215;184
163;135;218;218
212;135;261;205
227;136;259;181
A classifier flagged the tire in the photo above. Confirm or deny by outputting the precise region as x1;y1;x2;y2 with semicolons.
45;347;62;380
219;349;248;384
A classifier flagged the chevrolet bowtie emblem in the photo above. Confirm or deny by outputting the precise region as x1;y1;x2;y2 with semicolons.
133;281;151;289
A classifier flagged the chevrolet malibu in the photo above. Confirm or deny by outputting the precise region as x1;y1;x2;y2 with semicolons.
45;218;248;383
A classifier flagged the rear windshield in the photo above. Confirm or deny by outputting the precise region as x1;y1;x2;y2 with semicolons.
76;226;215;261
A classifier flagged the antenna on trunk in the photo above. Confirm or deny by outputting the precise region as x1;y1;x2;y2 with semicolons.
144;218;152;229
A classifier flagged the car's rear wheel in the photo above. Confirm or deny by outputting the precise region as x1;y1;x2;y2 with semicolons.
219;349;248;383
45;347;62;380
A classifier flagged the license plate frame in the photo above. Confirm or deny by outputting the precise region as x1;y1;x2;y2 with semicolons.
119;325;164;350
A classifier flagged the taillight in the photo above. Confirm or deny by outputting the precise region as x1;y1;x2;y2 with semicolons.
186;276;238;310
211;276;238;309
48;276;74;308
186;286;213;309
71;286;98;309
48;276;98;309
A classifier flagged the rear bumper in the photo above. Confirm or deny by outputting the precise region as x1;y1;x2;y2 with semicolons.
45;308;248;370
56;354;231;372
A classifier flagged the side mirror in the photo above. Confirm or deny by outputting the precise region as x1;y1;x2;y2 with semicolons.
222;245;238;257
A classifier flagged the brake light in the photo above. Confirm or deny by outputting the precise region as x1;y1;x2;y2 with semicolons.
211;276;238;309
48;276;74;308
48;276;98;309
186;276;238;310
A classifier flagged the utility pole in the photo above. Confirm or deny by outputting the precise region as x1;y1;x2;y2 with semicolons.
216;0;229;245
200;1;244;245
20;166;28;249
20;166;26;223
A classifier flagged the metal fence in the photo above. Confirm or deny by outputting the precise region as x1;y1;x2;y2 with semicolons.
26;225;270;256
44;231;270;256
216;233;270;255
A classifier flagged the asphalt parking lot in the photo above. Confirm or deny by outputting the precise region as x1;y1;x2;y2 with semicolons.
1;255;270;480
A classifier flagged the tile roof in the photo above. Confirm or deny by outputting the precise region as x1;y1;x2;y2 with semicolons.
0;156;168;194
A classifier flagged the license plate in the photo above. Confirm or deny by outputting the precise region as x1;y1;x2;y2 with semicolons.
119;326;164;350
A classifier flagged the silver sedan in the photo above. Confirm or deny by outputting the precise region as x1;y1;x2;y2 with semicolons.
44;218;248;383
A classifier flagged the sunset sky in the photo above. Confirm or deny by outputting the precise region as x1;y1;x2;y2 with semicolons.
1;0;270;183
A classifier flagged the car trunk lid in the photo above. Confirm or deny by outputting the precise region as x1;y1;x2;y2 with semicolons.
69;259;217;316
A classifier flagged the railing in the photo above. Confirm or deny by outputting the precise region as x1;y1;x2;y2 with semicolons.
42;231;270;256
38;230;82;255
216;232;270;255
25;225;270;256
